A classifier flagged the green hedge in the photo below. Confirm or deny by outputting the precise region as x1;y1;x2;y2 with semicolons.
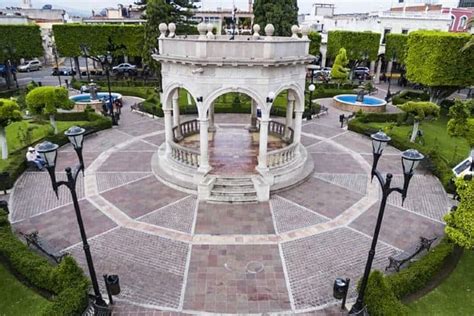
314;88;355;99
355;111;408;123
0;210;89;315
348;118;455;192
392;90;430;105
364;238;455;315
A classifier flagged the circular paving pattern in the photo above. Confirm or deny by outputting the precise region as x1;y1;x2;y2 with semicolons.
8;97;451;315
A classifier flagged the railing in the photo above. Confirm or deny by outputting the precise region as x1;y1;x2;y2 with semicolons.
266;142;299;169
257;120;294;144
173;119;200;142
169;141;200;168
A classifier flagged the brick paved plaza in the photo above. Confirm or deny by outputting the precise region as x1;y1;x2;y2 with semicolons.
6;97;449;315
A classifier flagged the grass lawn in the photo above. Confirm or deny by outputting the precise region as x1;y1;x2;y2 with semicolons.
0;262;52;315
363;115;471;167
407;250;474;315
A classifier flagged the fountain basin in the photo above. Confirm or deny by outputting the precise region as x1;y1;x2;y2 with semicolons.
333;94;387;113
69;93;122;112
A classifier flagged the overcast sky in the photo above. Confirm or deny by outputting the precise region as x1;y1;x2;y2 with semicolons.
2;0;456;15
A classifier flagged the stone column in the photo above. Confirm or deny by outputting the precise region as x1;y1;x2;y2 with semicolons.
293;109;304;144
374;59;382;84
249;99;258;132
321;50;326;68
208;102;216;132
172;90;182;140
198;118;210;173
164;109;173;155
285;93;295;140
370;60;376;75
257;115;270;172
187;92;193;106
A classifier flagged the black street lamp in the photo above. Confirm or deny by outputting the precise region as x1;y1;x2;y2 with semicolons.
37;126;107;309
80;46;118;126
349;131;424;315
385;52;396;102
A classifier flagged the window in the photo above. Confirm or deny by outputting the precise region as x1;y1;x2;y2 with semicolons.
459;16;468;28
402;29;409;34
382;28;391;44
450;15;456;29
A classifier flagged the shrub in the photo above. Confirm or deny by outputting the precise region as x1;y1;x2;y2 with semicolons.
387;238;454;298
364;271;409;316
392;90;430;105
362;238;455;314
54;112;90;121
0;210;89;315
356;111;408;124
314;87;355;98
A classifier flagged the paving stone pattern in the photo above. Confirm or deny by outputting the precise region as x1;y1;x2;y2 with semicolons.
11;172;84;222
281;228;398;311
195;202;275;235
279;177;364;219
183;245;291;314
313;173;368;195
271;196;328;234
67;227;189;309
13;200;117;251
8;106;451;315
96;172;152;193
139;196;197;234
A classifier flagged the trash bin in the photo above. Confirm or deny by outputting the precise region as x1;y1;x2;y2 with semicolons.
0;201;9;214
106;275;120;295
333;278;349;300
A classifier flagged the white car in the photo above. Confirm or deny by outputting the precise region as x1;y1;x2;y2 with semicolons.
18;59;42;72
112;63;137;75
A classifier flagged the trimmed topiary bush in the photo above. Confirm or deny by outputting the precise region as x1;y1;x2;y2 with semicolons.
364;270;409;316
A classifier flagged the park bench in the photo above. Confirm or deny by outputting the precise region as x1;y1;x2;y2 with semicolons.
385;236;437;272
313;105;329;118
19;231;68;264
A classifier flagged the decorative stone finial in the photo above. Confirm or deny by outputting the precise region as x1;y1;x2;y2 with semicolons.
264;24;274;40
206;23;215;39
300;25;310;40
168;23;176;38
159;23;168;39
291;25;300;38
197;22;207;39
253;24;261;37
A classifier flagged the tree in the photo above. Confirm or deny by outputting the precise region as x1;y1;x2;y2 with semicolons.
447;99;474;138
26;87;73;134
385;33;408;65
308;31;322;58
0;99;22;160
143;0;199;82
330;48;349;87
0;25;43;88
400;101;440;143
327;30;381;64
406;31;474;105
444;178;474;249
253;0;298;37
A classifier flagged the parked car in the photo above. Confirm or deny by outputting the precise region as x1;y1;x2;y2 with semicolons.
112;63;137;75
17;59;42;72
354;67;371;80
313;70;331;82
51;67;76;76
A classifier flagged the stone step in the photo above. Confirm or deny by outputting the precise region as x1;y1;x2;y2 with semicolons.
214;178;254;186
207;194;259;204
212;184;255;192
210;190;257;197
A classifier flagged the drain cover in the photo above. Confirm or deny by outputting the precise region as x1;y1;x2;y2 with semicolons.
246;261;264;274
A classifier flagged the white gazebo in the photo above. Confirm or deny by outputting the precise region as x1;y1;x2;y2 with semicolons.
152;22;315;202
